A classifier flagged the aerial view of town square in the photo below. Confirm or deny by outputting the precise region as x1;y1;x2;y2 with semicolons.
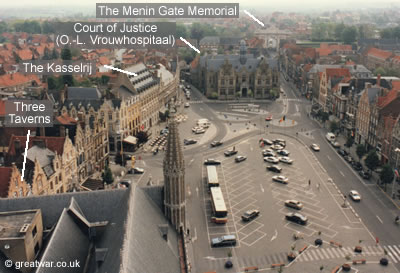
0;0;400;272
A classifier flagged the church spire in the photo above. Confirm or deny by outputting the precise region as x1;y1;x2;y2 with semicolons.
163;100;186;231
239;40;247;65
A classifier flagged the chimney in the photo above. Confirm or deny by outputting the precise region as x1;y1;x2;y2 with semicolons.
377;74;381;87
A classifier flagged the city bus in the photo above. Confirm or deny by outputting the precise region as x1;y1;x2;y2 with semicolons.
210;186;228;224
207;166;219;188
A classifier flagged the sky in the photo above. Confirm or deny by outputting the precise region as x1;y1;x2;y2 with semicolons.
1;0;397;10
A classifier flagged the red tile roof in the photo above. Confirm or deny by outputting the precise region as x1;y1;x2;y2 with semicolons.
16;49;34;60
392;80;400;91
367;47;393;60
0;167;12;198
0;73;41;88
392;55;400;63
378;89;399;108
325;68;351;79
97;56;110;66
191;55;200;69
317;48;332;57
8;136;66;156
56;113;77;125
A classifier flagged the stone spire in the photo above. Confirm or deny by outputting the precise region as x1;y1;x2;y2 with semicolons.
239;40;247;65
163;101;186;231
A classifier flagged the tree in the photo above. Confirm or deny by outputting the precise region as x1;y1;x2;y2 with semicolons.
190;23;205;44
380;164;394;191
356;144;367;162
42;20;55;34
176;23;187;38
61;47;73;86
47;77;57;90
61;47;72;60
321;112;329;126
51;48;59;59
209;92;218;99
342;26;358;44
0;22;8;34
102;165;114;185
42;47;51;60
101;75;110;85
330;121;339;133
365;149;379;171
374;67;386;76
137;131;149;144
334;23;346;40
345;135;354;151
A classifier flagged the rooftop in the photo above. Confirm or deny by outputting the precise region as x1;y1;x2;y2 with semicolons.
0;210;38;239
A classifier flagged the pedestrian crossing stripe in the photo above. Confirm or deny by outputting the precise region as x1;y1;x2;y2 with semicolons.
205;245;400;269
189;100;203;104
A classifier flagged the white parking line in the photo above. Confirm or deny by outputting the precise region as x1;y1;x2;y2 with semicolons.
376;215;383;224
339;171;345;177
327;155;331;161
260;184;265;193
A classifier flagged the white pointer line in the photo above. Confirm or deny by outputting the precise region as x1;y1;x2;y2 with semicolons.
180;37;200;53
243;10;265;27
103;65;137;76
21;130;31;181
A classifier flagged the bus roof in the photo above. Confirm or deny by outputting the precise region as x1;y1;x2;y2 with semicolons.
207;166;219;185
210;187;227;212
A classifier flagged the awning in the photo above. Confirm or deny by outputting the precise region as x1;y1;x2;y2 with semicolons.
123;136;138;145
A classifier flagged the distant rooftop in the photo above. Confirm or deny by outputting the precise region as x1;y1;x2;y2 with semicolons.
0;210;38;239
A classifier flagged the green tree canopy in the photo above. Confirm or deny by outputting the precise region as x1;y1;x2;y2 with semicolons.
342;26;358;44
380;164;394;190
176;23;187;38
374;67;386;76
345;135;354;150
356;144;367;161
365;149;380;171
334;23;346;40
102;165;114;185
330;121;339;133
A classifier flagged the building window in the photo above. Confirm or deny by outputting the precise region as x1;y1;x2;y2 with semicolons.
229;79;233;85
50;182;53;190
32;226;37;238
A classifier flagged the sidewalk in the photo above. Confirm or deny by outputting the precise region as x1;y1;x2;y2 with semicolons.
334;133;400;209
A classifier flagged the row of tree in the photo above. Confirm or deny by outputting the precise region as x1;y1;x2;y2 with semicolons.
0;20;56;35
380;26;400;40
311;21;375;44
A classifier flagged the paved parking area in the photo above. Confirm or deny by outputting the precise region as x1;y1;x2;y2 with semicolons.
199;134;395;272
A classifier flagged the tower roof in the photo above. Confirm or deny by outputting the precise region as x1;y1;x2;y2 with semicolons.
163;112;184;170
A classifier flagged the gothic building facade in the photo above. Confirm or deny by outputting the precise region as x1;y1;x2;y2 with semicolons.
191;40;280;100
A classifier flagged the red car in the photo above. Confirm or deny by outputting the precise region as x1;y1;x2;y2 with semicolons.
265;116;273;121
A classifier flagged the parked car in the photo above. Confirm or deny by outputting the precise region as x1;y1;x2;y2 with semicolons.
266;165;282;173
265;115;273;121
285;212;308;225
211;141;223;147
330;141;341;148
132;167;145;174
349;190;361;201
184;139;197;145
359;169;372;179
160;128;169;135
310;144;320;151
344;155;353;163
260;138;273;145
184;102;190;108
211;235;237;247
263;151;275;157
352;161;363;171
272;175;289;184
224;149;238;157
277;149;290;156
262;148;274;154
235;155;247;163
204;159;221;165
337;149;348;157
241;209;260;222
284;200;303;210
264;157;279;164
279;157;293;164
271;144;284;150
193;128;206;134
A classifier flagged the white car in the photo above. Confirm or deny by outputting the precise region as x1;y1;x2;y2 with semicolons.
271;144;284;150
193;128;205;134
349;190;361;201
272;175;289;184
279;156;293;164
262;148;274;154
235;155;247;163
184;102;190;108
191;126;204;132
310;144;320;151
284;200;303;210
264;157;279;164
